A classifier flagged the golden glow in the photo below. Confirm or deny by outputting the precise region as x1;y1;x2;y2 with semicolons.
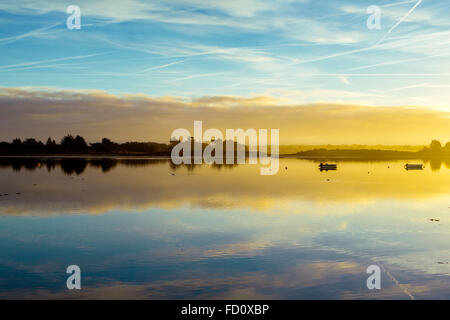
1;88;450;145
1;159;450;216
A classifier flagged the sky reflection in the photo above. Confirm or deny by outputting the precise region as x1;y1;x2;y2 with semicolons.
0;158;449;299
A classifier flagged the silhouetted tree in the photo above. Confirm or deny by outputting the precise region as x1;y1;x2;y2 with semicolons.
24;138;38;145
21;138;44;153
445;142;450;150
60;134;87;152
100;137;116;151
74;135;88;149
45;137;57;153
102;138;112;145
61;134;75;149
46;137;56;146
0;134;178;155
430;140;442;152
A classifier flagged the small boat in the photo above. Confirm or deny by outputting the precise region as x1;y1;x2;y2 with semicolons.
319;163;337;171
404;163;424;170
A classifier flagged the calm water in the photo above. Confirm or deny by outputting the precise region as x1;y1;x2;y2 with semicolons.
0;157;449;299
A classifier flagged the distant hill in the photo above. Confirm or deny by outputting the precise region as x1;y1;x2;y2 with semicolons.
279;144;425;154
286;140;450;160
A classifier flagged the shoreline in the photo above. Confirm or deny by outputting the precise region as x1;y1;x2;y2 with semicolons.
0;154;172;160
1;154;449;161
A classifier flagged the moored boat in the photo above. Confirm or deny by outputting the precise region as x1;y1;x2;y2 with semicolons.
404;163;424;170
319;163;337;171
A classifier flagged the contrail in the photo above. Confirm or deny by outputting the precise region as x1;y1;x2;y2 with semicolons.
290;45;380;66
291;27;447;67
137;60;188;73
0;22;61;46
167;72;227;83
0;53;108;71
383;0;419;8
377;0;424;45
348;52;450;71
388;83;450;92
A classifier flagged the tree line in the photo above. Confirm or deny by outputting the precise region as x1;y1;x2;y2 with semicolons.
1;136;449;156
421;140;450;153
0;135;172;155
0;135;253;156
294;140;450;159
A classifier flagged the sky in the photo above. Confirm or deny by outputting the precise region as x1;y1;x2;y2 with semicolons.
0;0;450;144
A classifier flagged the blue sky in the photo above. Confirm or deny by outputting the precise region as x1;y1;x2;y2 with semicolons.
0;0;450;109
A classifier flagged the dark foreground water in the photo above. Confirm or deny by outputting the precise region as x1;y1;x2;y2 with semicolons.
0;157;449;299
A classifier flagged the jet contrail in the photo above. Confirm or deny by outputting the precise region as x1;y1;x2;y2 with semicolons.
377;0;424;45
0;22;61;46
0;53;108;71
383;0;419;8
137;60;188;73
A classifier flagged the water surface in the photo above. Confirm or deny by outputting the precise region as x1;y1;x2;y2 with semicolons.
0;158;449;299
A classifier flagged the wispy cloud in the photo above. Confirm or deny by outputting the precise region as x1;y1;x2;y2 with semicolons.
339;76;350;85
0;0;450;110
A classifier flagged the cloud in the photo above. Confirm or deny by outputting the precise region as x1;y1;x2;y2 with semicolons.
0;87;449;145
339;76;350;85
0;1;367;44
0;0;276;28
